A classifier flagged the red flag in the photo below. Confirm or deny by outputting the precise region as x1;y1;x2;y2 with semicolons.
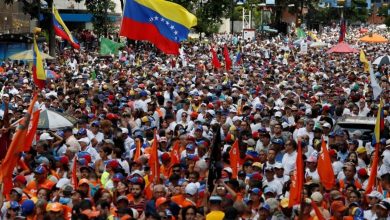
223;44;232;71
365;143;379;195
149;130;160;184
72;157;78;189
170;140;180;165
0;94;37;195
32;66;46;89
338;18;346;43
317;139;335;190
229;140;240;179
23;110;41;151
311;200;326;220
134;139;141;161
289;141;303;207
211;47;221;69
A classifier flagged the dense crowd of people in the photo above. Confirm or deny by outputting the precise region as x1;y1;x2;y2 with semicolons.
0;23;389;220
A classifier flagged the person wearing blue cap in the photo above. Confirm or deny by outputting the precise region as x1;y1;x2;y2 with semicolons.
270;138;285;163
257;203;271;220
21;199;35;218
87;120;104;147
5;201;20;219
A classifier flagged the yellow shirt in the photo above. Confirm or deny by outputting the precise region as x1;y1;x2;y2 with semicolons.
206;211;225;220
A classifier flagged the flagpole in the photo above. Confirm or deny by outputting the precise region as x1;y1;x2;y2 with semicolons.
298;141;305;220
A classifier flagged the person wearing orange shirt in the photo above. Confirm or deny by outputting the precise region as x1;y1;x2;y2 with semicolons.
25;165;55;197
330;201;349;220
181;183;198;208
160;152;174;178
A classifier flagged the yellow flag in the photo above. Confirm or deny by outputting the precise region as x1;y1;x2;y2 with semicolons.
33;36;46;80
360;50;369;73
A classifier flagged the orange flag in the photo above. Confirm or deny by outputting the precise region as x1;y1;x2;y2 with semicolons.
365;143;379;195
23;110;41;151
311;200;326;220
289;141;303;207
134;139;141;161
144;182;153;200
366;100;383;195
0;94;37;195
229;140;240;179
317;138;335;190
149;130;160;184
170;140;180;165
72;157;78;189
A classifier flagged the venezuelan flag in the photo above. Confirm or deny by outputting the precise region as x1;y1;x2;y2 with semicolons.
235;46;242;65
52;6;80;49
32;37;46;89
120;0;197;55
360;49;369;73
373;99;384;145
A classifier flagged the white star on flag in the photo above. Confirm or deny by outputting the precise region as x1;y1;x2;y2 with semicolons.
154;16;158;20
161;18;165;22
170;25;175;30
174;31;178;35
166;21;169;25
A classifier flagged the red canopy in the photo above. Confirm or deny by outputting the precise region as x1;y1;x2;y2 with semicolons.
326;42;359;54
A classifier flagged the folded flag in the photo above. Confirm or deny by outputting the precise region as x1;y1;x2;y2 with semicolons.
211;47;221;69
32;36;46;89
317;139;335;190
339;18;346;43
235;46;242;65
360;49;369;73
223;44;232;71
366;99;384;194
52;6;80;49
229;140;240;179
120;0;197;55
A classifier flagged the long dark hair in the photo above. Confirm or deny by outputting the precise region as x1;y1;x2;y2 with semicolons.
181;206;197;220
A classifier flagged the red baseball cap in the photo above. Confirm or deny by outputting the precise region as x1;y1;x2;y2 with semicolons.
14;175;27;185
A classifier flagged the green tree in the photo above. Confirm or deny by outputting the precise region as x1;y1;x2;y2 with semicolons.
171;0;233;35
85;0;116;38
343;0;368;22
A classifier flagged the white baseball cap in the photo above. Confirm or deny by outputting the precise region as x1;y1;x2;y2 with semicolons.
185;183;198;196
40;132;54;141
78;137;90;145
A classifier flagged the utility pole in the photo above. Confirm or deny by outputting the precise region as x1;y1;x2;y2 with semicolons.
47;0;56;56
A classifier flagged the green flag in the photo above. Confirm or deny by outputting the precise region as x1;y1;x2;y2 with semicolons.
296;28;307;39
100;38;124;56
90;70;96;80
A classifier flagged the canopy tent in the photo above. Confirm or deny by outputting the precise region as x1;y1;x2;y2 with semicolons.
326;42;359;54
310;42;328;48
359;33;388;43
8;49;55;60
